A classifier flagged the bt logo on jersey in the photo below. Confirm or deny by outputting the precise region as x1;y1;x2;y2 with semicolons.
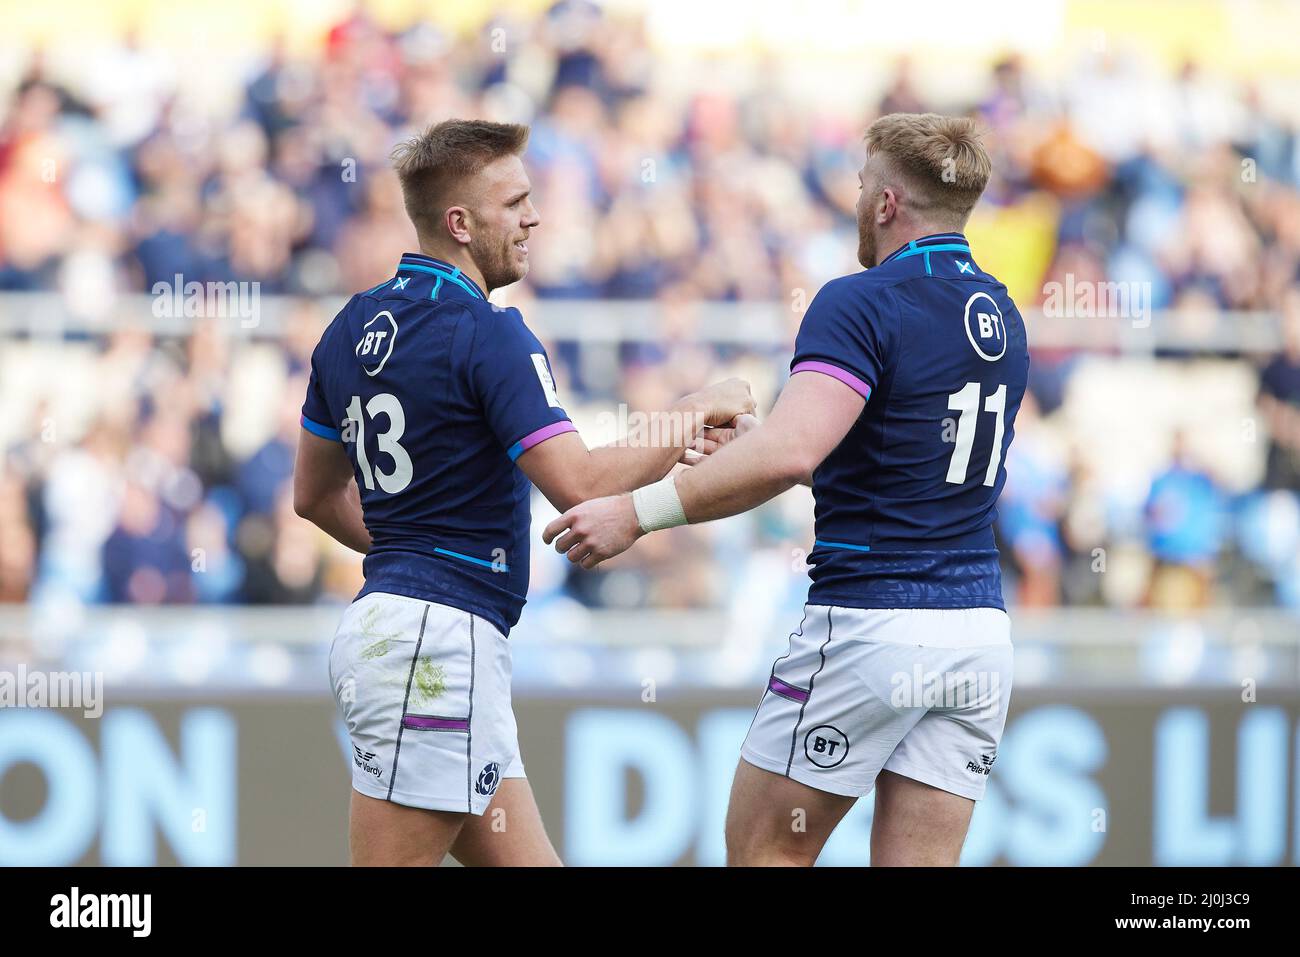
358;331;387;355
977;312;1001;338
962;292;1007;362
355;311;398;376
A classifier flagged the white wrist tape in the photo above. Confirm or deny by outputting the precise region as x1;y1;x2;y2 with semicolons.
631;476;688;533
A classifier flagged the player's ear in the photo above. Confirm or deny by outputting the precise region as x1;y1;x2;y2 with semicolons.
878;187;897;224
445;206;473;245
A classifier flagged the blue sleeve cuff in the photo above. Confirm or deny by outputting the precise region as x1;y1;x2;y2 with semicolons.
300;414;341;441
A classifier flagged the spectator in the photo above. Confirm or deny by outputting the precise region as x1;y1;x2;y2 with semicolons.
1258;285;1300;489
1144;432;1227;609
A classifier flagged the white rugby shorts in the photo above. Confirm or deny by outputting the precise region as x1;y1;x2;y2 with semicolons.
329;592;524;815
741;605;1013;801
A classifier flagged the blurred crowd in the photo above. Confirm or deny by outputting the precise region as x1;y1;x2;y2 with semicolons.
2;1;1300;617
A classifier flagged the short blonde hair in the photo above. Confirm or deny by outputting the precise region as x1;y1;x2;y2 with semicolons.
391;119;530;236
864;113;991;226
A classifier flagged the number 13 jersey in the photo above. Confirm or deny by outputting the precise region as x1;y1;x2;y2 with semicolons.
300;253;576;635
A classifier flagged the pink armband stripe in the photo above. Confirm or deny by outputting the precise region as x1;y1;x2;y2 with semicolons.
790;361;873;400
508;420;577;460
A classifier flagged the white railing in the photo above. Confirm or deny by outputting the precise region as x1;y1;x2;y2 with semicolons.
0;604;1296;692
0;292;1285;353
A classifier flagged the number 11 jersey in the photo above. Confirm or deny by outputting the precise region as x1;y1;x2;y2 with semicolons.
789;232;1030;610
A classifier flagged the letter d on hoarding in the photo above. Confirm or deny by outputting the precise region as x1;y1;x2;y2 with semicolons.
565;709;694;865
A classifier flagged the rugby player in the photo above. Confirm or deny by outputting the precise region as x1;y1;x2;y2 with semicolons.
543;114;1028;866
293;119;754;866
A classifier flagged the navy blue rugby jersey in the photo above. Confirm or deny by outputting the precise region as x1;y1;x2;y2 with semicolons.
790;232;1029;610
300;252;576;634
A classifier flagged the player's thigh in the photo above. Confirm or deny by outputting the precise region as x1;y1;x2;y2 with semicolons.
870;770;973;866
349;790;466;866
450;777;562;867
725;758;856;866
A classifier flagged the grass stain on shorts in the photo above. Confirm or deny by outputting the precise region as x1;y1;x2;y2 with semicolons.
411;658;447;703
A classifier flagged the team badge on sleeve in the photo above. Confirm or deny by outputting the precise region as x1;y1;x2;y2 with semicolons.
530;353;562;407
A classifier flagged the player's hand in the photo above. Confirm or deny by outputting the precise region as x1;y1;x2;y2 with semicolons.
688;377;756;428
543;495;643;569
678;413;760;464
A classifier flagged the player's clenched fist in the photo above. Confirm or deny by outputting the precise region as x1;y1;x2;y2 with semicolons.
543;495;643;569
679;412;760;464
688;377;756;427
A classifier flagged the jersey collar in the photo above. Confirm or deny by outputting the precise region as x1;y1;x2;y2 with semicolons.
395;252;487;300
879;232;971;267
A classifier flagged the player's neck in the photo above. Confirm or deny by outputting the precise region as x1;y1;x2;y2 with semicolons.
417;244;491;294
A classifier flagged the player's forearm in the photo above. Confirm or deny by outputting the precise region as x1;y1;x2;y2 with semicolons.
583;442;682;497
301;485;372;554
674;423;806;524
583;398;708;496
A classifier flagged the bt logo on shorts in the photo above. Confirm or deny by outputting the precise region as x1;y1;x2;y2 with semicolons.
965;753;996;776
476;762;501;796
804;726;849;769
